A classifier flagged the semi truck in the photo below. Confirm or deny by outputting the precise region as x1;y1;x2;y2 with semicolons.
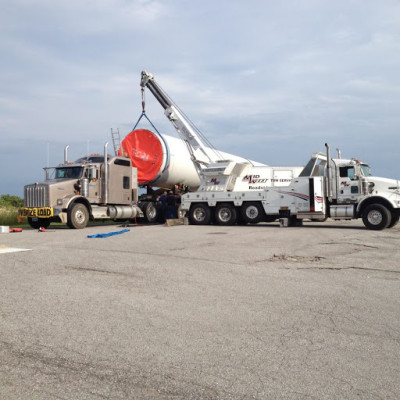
19;143;144;229
180;144;400;230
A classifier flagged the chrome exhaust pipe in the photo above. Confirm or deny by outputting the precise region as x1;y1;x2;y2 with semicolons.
104;142;109;204
325;143;332;202
64;145;69;164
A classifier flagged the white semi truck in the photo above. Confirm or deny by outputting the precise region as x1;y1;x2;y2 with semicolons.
180;144;400;230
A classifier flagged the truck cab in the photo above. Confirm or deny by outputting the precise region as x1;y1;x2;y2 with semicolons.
276;147;400;229
19;147;141;229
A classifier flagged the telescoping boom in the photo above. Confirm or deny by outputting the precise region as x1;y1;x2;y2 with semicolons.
140;71;219;174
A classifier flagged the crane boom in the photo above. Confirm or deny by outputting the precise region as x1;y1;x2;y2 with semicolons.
140;71;219;173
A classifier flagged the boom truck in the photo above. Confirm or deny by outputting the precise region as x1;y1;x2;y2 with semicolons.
140;73;400;230
180;144;400;230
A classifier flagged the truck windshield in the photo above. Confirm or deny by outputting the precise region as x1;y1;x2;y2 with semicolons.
55;166;83;179
360;164;372;177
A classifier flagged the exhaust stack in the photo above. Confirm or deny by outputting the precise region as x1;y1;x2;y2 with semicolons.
64;145;69;164
104;142;109;204
325;143;332;202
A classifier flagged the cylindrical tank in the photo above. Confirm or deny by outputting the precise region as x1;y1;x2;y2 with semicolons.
107;205;138;219
120;129;265;189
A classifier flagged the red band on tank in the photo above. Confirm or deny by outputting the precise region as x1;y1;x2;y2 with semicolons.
120;129;163;184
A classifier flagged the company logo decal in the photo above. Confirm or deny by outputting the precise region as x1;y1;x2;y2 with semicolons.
131;147;149;162
209;178;220;185
242;175;269;184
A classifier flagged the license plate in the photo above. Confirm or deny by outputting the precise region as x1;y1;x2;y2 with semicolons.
18;207;54;218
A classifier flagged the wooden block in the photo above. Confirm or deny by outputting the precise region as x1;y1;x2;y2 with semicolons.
165;218;184;227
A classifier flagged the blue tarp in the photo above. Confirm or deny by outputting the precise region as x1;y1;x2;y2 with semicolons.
87;229;130;238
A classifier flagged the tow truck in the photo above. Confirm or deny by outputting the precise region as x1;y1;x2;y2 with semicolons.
180;144;400;230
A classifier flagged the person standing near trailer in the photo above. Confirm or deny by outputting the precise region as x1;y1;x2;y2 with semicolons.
166;191;178;219
159;191;168;222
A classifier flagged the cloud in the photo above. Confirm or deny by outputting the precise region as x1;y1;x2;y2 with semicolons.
1;0;400;195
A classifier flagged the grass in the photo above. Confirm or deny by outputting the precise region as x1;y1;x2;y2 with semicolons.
0;207;23;227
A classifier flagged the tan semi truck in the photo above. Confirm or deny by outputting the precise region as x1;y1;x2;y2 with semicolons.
19;143;143;229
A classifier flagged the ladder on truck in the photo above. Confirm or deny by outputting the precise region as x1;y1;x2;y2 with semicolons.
111;128;122;156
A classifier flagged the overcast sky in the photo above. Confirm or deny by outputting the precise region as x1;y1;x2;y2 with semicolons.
1;0;400;196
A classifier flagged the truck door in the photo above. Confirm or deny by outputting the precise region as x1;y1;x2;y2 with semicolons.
86;166;101;202
309;177;325;213
337;165;360;204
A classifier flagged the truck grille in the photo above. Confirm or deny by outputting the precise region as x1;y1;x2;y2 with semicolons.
24;184;49;207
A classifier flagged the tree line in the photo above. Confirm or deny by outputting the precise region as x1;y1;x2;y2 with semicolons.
0;194;23;208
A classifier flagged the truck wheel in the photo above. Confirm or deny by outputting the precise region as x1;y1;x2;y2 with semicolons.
142;201;159;223
28;218;51;229
215;203;237;226
189;203;211;225
67;203;89;229
241;202;264;224
362;204;391;230
177;205;184;219
236;212;248;225
387;214;399;228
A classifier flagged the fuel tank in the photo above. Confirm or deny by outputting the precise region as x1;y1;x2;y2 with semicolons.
120;129;265;190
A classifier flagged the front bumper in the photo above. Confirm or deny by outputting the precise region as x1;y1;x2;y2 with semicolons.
18;207;54;218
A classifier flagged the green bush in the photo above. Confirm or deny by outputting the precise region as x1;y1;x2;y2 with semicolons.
0;195;23;226
0;194;23;208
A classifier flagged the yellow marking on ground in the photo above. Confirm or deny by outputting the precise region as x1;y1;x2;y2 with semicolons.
0;246;32;254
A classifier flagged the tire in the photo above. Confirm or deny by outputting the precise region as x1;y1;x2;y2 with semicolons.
189;203;212;225
288;217;303;227
362;204;391;230
28;218;51;229
215;203;237;226
142;201;159;223
236;212;248;225
387;214;399;229
177;205;184;219
240;202;264;224
67;203;89;229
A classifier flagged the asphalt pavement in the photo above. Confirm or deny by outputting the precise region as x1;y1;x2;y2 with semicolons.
0;220;399;399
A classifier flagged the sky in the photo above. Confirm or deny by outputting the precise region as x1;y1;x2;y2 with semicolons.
1;0;400;196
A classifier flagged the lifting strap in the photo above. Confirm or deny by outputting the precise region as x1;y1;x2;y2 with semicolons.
132;112;162;135
132;86;162;134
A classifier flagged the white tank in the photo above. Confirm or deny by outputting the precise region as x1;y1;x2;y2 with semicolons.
120;129;265;189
